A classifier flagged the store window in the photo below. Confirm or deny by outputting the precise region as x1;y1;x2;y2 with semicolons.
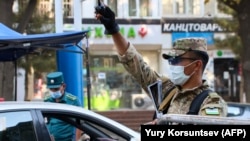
214;58;240;102
162;0;203;16
86;55;142;110
85;50;159;111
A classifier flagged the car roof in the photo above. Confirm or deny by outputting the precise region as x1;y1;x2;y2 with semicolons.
0;101;140;139
0;101;92;112
227;102;250;106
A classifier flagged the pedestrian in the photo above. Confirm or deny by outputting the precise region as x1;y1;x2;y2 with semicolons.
44;71;82;141
94;3;228;122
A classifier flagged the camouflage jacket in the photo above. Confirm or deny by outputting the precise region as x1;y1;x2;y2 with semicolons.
117;43;228;117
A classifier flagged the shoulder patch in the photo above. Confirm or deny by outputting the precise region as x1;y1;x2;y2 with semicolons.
201;104;223;116
66;94;77;101
44;95;51;101
205;108;220;115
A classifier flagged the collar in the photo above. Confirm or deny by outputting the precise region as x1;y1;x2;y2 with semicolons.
48;92;66;103
179;80;209;93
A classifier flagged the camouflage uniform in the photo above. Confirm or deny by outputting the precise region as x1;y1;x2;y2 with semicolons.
117;38;227;117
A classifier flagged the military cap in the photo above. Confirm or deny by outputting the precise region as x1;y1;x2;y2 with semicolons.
46;72;64;88
162;37;207;59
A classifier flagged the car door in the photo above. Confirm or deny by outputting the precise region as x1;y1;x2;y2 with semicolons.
35;109;139;141
0;110;51;141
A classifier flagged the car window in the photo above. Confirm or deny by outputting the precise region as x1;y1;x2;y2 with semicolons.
82;121;128;141
227;104;244;117
42;112;129;141
227;106;242;116
0;111;37;141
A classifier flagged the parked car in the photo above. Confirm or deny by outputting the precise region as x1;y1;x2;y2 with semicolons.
0;101;140;141
227;102;250;119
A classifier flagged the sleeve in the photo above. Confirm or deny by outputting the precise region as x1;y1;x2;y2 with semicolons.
65;93;82;107
70;95;81;107
117;42;174;94
199;92;228;117
74;98;81;107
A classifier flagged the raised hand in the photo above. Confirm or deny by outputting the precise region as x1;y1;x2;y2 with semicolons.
94;0;119;35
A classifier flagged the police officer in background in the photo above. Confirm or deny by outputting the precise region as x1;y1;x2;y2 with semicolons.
94;2;227;122
44;71;84;141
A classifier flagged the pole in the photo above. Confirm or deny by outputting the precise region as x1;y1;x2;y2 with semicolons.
85;35;91;110
55;0;63;33
14;59;17;101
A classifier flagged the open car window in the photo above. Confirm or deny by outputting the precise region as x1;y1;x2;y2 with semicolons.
41;111;129;141
0;111;37;141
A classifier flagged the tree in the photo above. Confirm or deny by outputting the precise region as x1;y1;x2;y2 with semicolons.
0;0;18;100
15;0;56;101
0;0;55;101
213;0;250;102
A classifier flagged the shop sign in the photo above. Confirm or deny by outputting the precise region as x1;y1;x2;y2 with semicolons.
64;24;150;39
81;26;149;39
161;19;225;33
215;50;235;58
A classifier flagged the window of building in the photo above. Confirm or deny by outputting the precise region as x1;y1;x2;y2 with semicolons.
162;0;204;17
128;0;137;16
85;49;159;111
39;0;52;15
63;0;73;17
107;0;117;16
213;0;232;18
93;0;158;18
128;0;153;17
140;0;153;17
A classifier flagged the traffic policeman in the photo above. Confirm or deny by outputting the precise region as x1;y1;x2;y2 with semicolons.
44;71;81;141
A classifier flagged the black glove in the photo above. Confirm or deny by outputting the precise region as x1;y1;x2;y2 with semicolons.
95;5;119;35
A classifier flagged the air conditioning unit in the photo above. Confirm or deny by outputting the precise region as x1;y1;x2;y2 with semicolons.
131;94;154;110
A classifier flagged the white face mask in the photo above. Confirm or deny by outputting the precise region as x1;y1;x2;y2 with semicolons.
50;90;62;99
168;62;196;85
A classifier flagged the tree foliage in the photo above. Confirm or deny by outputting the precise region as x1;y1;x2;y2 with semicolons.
15;0;56;75
213;0;241;59
0;0;16;100
213;0;250;102
0;0;56;100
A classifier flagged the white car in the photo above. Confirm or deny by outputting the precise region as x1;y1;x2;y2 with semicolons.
227;102;250;119
0;101;140;141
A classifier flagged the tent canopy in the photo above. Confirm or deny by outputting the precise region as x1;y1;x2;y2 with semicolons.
0;23;89;61
0;23;90;102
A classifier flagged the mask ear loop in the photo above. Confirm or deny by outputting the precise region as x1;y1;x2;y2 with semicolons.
58;83;65;94
183;60;198;68
184;60;200;77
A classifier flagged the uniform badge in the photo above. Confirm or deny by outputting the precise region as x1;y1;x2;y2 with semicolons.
205;108;219;115
50;79;54;84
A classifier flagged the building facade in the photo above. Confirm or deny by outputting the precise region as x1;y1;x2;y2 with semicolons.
40;0;241;110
